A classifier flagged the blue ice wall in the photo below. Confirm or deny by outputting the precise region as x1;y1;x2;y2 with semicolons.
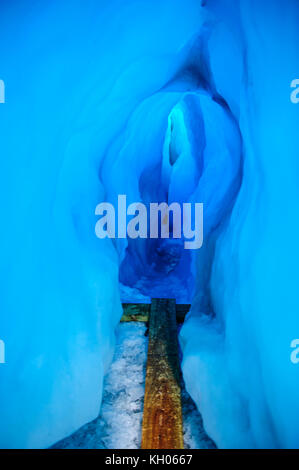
180;0;299;449
0;0;298;449
0;0;204;448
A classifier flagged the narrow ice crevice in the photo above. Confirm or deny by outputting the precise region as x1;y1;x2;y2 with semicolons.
120;272;191;304
52;322;215;449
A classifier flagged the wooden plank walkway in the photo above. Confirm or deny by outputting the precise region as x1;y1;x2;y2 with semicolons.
121;303;150;322
141;298;184;449
121;302;190;324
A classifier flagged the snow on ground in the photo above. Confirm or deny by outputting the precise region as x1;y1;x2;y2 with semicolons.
181;383;215;449
52;321;215;449
52;323;147;449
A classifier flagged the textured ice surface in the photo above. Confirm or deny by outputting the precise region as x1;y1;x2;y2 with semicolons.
120;274;190;304
120;284;150;304
180;0;299;449
53;323;148;449
181;384;215;450
0;0;205;448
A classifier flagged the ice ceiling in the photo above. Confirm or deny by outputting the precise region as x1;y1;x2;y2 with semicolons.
0;0;299;449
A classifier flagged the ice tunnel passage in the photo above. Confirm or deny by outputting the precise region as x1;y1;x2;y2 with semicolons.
95;82;243;448
109;88;242;304
1;0;299;451
54;69;244;449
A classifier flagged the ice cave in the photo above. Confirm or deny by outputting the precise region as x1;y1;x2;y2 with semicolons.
0;0;299;450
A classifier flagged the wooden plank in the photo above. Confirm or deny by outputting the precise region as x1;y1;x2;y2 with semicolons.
120;302;190;324
120;303;150;322
141;298;184;449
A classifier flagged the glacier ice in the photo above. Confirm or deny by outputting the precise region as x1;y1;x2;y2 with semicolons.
0;0;298;449
181;0;299;449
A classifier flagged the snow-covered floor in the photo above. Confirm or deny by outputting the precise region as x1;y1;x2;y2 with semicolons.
53;322;215;449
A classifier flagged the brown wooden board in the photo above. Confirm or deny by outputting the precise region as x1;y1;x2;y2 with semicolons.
141;298;184;449
120;302;190;324
120;303;150;322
